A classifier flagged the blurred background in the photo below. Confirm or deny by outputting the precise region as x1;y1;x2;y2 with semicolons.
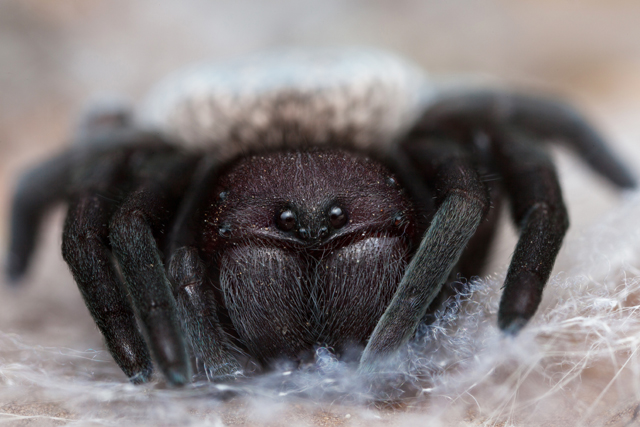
2;0;640;424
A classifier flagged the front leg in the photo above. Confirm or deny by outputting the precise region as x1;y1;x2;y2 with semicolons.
359;138;489;372
166;156;244;380
109;153;199;385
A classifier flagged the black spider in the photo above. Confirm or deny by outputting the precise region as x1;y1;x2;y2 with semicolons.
5;49;636;386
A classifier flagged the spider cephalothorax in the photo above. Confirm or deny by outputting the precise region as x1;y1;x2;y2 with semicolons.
201;150;420;363
6;49;636;386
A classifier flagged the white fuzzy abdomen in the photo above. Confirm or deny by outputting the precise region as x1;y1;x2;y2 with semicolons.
140;48;430;159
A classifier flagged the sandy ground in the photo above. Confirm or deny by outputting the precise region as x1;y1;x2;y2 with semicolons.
3;1;640;426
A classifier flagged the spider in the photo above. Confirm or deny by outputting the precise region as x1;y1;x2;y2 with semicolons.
5;49;636;386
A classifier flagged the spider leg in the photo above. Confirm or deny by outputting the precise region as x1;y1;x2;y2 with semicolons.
491;128;569;334
7;152;71;281
425;177;503;324
421;91;637;188
169;247;244;380
167;157;243;380
109;153;199;385
6;123;175;283
457;177;502;279
62;150;153;384
359;138;489;372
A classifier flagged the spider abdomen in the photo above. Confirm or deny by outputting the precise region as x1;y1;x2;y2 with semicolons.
141;48;428;159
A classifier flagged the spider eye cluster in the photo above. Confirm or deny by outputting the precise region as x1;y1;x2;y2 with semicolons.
274;204;348;239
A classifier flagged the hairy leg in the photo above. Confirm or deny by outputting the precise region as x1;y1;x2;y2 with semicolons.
491;128;569;333
359;138;489;372
165;156;246;379
62;149;153;383
419;91;636;188
109;152;199;385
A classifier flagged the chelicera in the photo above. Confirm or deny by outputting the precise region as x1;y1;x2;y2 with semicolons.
6;49;635;386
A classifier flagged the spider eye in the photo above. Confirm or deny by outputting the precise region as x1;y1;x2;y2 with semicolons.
277;209;297;232
329;206;347;229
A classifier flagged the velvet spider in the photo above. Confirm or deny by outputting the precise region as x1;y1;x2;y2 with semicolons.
6;49;636;386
